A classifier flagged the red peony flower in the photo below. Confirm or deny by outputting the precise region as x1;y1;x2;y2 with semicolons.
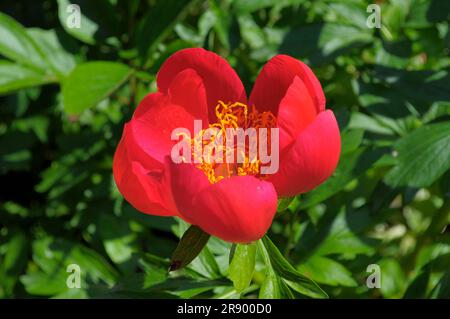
113;48;340;243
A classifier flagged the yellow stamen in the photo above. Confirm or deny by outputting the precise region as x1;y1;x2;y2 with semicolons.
189;101;276;183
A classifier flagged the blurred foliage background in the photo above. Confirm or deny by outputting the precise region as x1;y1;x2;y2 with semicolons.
0;0;449;299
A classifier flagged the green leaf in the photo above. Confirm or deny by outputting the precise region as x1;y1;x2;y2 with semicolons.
20;237;118;296
379;258;406;298
382;1;409;40
297;255;357;287
140;254;170;287
258;239;291;299
169;225;210;271
385;121;450;187
372;67;450;108
209;0;231;49
302;208;376;259
0;231;28;297
280;23;373;66
0;12;46;70
405;0;450;28
149;277;228;299
348;112;398;136
26;29;76;77
233;0;301;13
429;271;450;299
62;61;131;115
0;16;74;94
57;0;99;44
20;269;69;296
277;197;295;212
259;272;282;298
98;214;136;266
300;146;384;209
228;243;256;293
404;270;430;299
0;61;55;95
259;236;328;298
327;2;368;28
341;129;364;155
237;14;266;49
0;131;36;170
173;220;221;278
189;244;222;279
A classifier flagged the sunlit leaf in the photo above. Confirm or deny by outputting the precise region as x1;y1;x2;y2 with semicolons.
62;61;131;114
228;243;256;293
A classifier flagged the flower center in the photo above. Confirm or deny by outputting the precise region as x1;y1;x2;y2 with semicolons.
191;101;277;183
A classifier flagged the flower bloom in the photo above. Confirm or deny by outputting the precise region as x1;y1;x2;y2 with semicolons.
113;48;340;243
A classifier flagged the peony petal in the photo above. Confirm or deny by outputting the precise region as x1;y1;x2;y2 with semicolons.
167;161;211;222
268;110;341;197
113;127;178;216
130;92;197;164
157;48;247;122
168;68;209;124
277;76;318;150
249;54;325;115
169;161;278;243
114;67;211;218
